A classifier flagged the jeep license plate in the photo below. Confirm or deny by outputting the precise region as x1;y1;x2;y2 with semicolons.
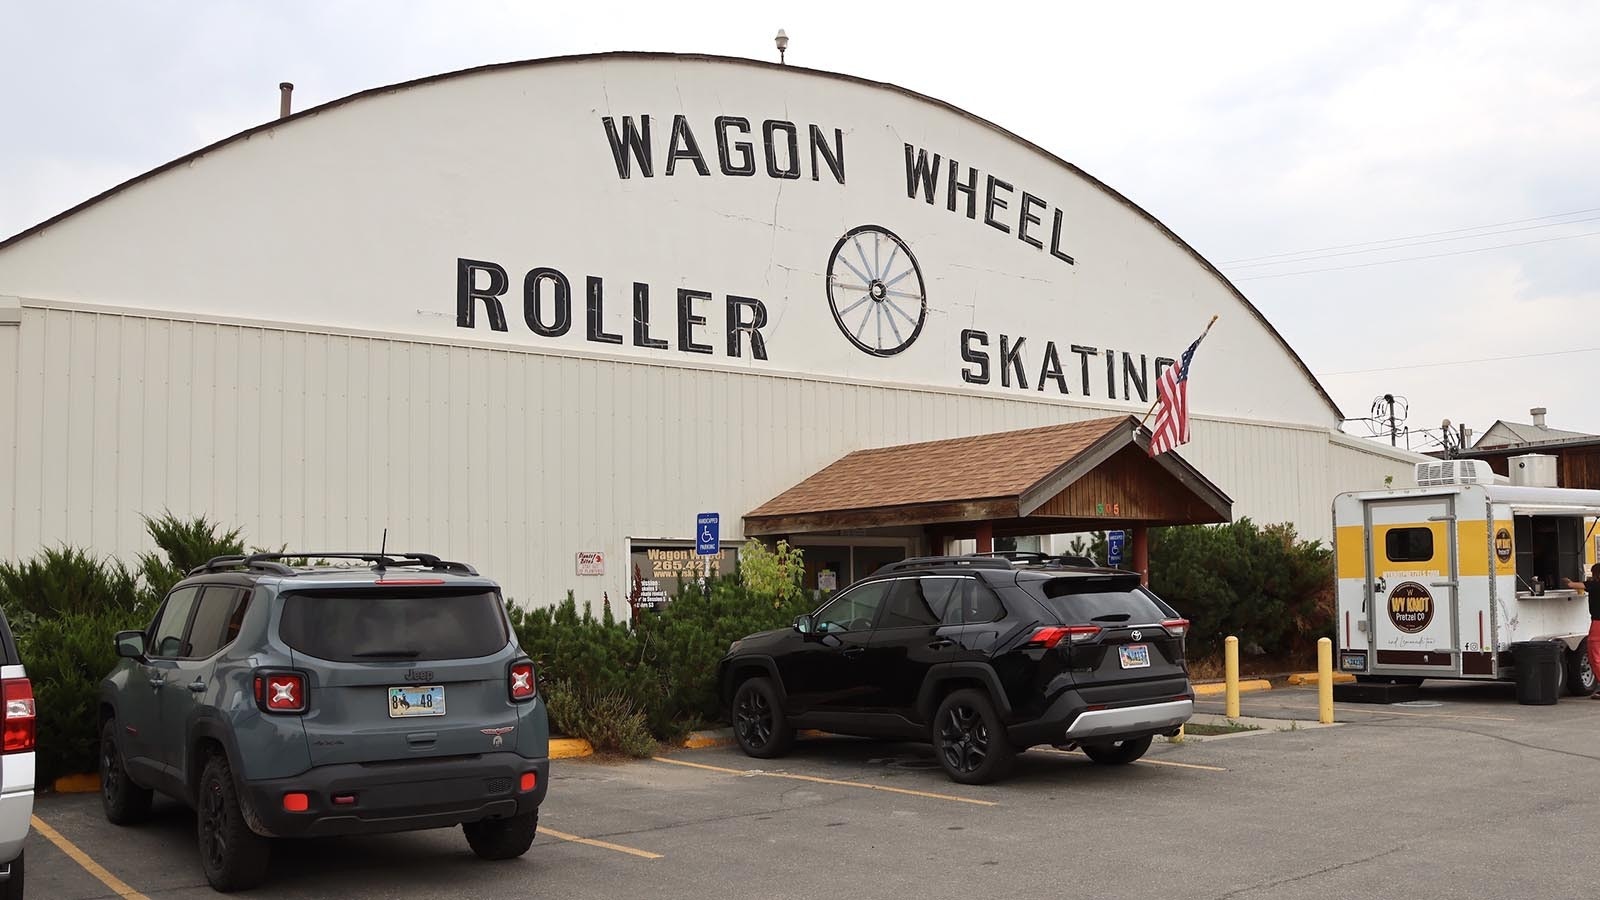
388;685;446;718
1118;644;1151;669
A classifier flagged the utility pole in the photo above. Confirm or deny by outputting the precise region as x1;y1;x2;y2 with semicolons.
1384;393;1397;447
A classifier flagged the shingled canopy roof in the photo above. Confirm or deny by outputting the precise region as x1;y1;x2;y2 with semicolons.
744;415;1231;536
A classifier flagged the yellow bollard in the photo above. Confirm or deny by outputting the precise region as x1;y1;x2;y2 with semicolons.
1224;635;1240;718
1317;636;1334;724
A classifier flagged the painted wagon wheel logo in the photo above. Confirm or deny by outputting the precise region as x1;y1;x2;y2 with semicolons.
826;225;927;357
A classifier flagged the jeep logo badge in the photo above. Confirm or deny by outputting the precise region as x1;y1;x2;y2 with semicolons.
404;669;434;682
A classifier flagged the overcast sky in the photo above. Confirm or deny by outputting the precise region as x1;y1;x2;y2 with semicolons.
4;1;1597;450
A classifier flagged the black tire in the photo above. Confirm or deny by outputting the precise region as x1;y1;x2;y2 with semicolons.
100;719;153;825
0;850;21;900
731;677;794;759
1081;735;1154;765
197;754;271;892
1567;643;1596;696
932;688;1014;785
464;810;539;860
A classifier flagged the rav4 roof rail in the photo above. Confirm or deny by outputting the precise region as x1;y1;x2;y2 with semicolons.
875;555;1017;574
969;551;1051;562
952;551;1103;568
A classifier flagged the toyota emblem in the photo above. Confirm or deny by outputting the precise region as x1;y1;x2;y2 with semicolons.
1130;630;1142;641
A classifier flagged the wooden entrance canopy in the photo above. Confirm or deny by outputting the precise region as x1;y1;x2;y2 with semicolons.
743;415;1231;538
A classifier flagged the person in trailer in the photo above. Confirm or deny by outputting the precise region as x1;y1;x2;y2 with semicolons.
1563;563;1600;699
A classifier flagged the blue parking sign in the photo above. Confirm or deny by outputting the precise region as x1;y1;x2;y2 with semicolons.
1107;530;1126;567
696;513;720;556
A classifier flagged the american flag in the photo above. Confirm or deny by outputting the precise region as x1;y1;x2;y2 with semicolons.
1149;320;1214;457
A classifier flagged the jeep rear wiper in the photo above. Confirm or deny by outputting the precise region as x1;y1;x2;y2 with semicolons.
351;649;422;658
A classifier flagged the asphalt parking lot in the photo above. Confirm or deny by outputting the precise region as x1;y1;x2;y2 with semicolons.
28;682;1600;900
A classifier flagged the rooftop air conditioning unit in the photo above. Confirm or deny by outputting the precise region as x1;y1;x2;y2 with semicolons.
1414;459;1496;487
1509;454;1558;488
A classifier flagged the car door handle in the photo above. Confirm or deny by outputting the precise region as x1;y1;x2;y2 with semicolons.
927;639;956;650
147;677;166;689
841;647;864;659
188;680;207;693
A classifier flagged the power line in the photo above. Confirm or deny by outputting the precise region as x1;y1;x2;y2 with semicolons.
1222;214;1600;270
1318;346;1600;377
1218;205;1600;265
1231;228;1600;280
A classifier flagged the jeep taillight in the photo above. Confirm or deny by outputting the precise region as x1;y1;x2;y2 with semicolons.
509;660;537;702
1024;625;1101;648
255;672;308;714
1162;618;1190;639
2;678;35;753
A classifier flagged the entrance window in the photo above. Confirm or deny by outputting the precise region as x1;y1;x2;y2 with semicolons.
851;546;905;582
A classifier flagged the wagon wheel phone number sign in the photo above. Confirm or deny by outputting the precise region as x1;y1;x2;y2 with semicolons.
1387;582;1434;633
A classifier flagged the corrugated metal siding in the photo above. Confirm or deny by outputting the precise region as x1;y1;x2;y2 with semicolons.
2;304;1415;606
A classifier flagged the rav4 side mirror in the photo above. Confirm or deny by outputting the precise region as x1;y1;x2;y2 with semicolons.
115;630;147;660
793;615;813;635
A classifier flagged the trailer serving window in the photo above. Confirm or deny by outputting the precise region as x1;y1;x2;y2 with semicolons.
1512;515;1586;594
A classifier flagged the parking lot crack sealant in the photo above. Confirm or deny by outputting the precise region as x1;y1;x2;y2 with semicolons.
1208;844;1408;900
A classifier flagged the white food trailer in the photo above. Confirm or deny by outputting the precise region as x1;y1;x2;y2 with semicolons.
1334;457;1599;694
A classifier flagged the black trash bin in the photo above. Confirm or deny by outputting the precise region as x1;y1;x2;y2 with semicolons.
1512;641;1564;705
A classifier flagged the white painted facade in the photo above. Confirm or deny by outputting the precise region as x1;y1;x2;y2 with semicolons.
0;53;1423;606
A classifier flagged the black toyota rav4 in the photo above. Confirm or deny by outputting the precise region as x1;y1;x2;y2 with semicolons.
718;554;1193;784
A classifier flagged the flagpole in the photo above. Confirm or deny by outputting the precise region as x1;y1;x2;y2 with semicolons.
1139;314;1219;427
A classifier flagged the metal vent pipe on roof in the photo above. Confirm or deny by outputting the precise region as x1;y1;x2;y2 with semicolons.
279;82;294;119
1531;407;1548;429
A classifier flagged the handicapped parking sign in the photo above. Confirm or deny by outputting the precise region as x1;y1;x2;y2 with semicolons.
696;513;720;556
1107;530;1125;567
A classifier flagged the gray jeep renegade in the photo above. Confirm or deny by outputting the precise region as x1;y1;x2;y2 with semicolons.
98;552;549;892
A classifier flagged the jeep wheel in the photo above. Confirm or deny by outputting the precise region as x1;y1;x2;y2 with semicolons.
932;689;1014;785
197;755;271;892
100;719;153;825
1081;735;1153;765
464;810;539;860
732;677;793;759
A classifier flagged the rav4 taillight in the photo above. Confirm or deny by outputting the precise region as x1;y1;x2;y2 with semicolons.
2;678;35;753
508;660;537;702
1024;625;1101;649
1161;618;1190;639
254;672;308;714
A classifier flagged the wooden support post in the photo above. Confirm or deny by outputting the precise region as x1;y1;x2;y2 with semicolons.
975;522;993;554
1132;526;1150;586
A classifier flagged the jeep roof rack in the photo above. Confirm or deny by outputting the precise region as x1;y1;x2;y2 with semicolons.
189;552;479;577
874;555;1017;574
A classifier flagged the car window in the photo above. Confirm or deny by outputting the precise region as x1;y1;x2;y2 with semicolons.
919;577;966;626
278;587;509;662
959;579;1005;624
1032;580;1169;623
815;581;890;633
878;578;943;629
185;587;248;659
149;586;202;659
